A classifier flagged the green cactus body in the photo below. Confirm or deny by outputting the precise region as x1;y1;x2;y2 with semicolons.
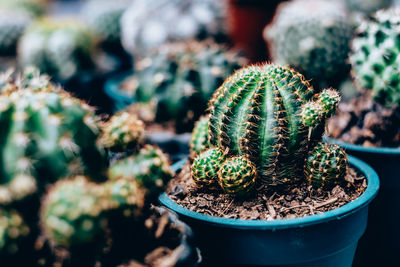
343;0;392;14
217;156;257;196
128;41;246;132
40;176;106;248
108;145;174;201
0;209;29;255
264;0;352;88
18;19;95;80
208;65;317;186
0;70;106;205
305;142;348;189
350;8;400;108
191;147;226;188
100;112;145;152
190;115;210;155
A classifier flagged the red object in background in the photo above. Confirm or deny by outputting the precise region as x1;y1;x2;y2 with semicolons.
227;0;283;63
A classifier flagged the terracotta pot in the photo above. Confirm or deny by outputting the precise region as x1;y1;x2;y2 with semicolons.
227;0;284;63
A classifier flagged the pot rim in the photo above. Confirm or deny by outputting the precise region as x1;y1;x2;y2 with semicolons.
325;137;400;156
159;155;379;230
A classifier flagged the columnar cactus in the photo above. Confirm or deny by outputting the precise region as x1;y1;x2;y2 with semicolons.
125;40;246;132
121;0;227;55
18;19;95;80
108;145;174;202
190;115;210;155
100;112;145;152
0;69;106;205
192;64;346;196
0;209;29;255
305;143;348;189
350;8;400;108
264;0;353;88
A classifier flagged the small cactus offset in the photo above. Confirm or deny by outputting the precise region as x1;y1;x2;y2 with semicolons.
305;142;348;189
217;156;257;197
190;115;210;155
124;40;246;132
0;209;29;255
191;64;347;196
0;68;106;205
350;8;400;108
191;147;226;188
100;112;145;152
40;176;107;248
18;18;95;80
264;0;352;88
108;145;174;202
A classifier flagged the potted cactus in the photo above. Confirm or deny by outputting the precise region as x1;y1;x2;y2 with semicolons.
264;0;354;89
327;8;400;266
0;69;199;266
160;64;379;266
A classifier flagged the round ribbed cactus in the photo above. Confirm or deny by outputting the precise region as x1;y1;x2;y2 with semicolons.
0;209;29;255
264;0;353;88
40;176;106;248
0;9;31;56
0;69;106;205
83;0;130;46
343;0;392;14
18;19;95;80
191;147;226;188
190;115;210;155
121;0;227;55
108;145;174;202
305;142;348;189
217;156;257;197
126;40;246;132
350;8;400;108
100;112;145;152
191;64;345;196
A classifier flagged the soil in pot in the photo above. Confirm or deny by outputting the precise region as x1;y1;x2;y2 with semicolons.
167;162;367;220
328;92;400;148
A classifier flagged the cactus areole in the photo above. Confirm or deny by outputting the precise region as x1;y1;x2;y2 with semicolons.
192;64;346;195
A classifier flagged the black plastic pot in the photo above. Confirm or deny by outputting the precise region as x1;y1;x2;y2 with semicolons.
326;137;400;267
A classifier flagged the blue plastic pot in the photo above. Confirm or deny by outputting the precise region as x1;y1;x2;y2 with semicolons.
104;71;134;112
326;137;400;267
159;156;379;266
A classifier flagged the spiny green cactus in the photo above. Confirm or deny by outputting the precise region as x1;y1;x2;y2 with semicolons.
0;209;29;255
305;142;348;189
121;0;227;55
0;69;106;205
350;8;400;108
264;0;353;88
18;18;95;80
108;145;174;202
100;112;145;152
343;0;392;14
83;0;130;45
190;115;210;155
40;176;146;249
0;10;31;56
125;40;246;132
192;64;344;196
40;176;106;248
191;147;226;188
217;156;257;197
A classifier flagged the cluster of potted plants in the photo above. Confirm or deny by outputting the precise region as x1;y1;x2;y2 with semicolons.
1;0;400;266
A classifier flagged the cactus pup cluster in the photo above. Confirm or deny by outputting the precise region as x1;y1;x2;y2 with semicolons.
191;64;348;196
